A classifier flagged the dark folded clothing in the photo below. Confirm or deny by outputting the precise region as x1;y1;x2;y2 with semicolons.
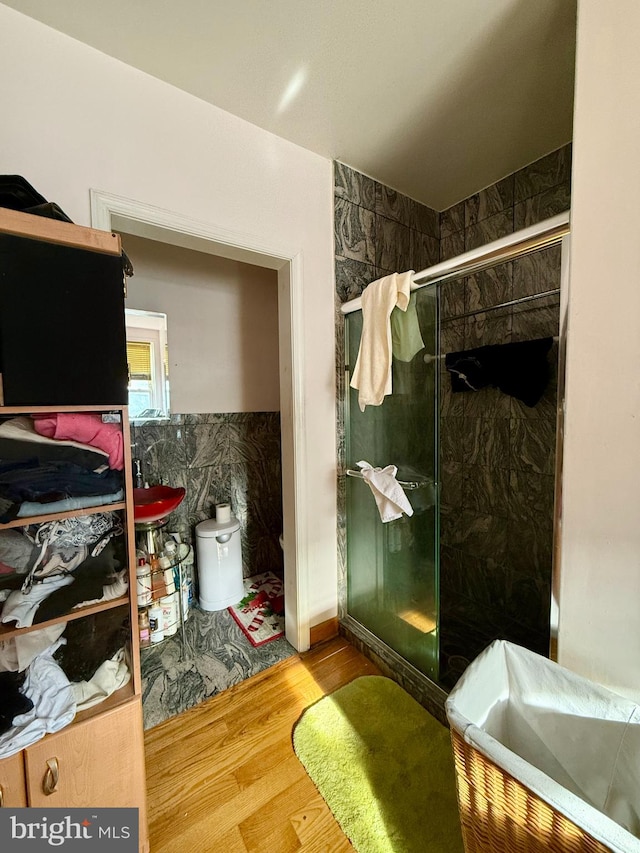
55;608;130;683
34;543;120;624
445;337;553;408
0;459;122;522
0;436;107;472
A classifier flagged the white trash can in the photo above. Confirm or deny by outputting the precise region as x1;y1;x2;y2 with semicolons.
196;514;244;611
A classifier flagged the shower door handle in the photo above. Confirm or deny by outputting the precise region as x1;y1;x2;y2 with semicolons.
345;469;431;491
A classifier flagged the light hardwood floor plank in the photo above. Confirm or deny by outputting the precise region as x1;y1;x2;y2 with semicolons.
239;778;314;852
145;637;380;851
291;792;353;850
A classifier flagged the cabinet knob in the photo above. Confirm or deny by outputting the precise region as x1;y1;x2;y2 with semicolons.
0;784;4;808
42;758;59;795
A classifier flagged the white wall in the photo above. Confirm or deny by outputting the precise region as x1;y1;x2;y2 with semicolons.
0;5;337;630
124;235;279;414
559;0;640;699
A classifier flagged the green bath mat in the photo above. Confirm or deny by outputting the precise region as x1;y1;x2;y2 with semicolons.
292;675;463;853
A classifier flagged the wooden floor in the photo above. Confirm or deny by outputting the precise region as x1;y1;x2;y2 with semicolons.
144;637;381;852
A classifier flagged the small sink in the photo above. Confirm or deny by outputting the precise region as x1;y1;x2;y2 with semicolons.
133;485;186;523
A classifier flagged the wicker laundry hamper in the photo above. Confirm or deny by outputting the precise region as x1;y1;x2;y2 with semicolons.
445;641;640;853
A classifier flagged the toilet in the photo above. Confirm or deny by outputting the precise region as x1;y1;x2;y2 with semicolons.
196;513;244;611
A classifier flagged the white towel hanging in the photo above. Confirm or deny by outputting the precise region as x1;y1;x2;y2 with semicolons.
356;460;414;523
350;271;415;411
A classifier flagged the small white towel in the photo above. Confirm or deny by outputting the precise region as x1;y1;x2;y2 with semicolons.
357;460;414;523
350;271;415;411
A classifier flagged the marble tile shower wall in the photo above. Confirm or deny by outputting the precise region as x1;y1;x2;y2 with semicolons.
438;143;571;682
440;144;572;261
131;412;283;580
439;248;561;682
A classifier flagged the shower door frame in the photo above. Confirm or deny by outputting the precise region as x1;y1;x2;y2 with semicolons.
340;211;571;704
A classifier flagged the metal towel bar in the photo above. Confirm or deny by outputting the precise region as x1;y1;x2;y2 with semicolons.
345;468;431;491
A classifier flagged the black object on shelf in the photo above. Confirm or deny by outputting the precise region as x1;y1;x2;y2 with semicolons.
0;175;134;278
0;175;48;211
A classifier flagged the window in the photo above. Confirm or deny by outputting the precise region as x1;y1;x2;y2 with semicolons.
125;309;170;421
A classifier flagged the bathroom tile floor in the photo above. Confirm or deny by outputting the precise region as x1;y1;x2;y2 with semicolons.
140;604;296;730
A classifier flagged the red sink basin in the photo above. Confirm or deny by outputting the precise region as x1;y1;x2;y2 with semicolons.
133;485;186;523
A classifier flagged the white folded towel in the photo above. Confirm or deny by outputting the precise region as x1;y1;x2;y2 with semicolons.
357;460;414;523
350;271;415;411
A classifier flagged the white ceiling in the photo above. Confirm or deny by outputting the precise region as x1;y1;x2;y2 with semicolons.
2;0;577;210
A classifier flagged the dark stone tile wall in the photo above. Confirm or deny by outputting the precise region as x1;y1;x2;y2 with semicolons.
438;143;570;687
131;412;283;579
440;144;572;261
334;162;440;303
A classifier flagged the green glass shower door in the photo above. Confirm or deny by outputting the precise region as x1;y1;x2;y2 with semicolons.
345;290;439;680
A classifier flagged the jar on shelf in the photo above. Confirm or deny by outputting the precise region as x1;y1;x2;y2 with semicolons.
136;558;152;606
138;609;151;649
148;605;164;644
158;553;176;595
160;593;179;637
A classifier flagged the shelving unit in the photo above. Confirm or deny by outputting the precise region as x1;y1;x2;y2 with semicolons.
0;407;145;810
0;210;148;851
135;519;190;650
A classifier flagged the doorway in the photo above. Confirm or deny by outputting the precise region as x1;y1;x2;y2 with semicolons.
90;190;310;690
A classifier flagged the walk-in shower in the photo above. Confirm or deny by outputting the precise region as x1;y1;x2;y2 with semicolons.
341;212;570;696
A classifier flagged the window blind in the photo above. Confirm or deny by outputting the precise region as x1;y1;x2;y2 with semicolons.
127;341;152;380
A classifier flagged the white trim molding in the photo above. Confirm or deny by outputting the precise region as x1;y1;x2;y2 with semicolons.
91;189;310;651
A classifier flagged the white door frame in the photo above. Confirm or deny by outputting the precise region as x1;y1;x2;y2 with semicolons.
91;189;310;651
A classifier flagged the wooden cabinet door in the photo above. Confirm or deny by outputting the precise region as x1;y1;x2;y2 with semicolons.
23;698;147;819
0;752;27;807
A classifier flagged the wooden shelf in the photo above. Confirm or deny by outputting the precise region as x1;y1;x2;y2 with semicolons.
0;404;124;415
73;682;136;727
0;596;130;641
0;208;121;256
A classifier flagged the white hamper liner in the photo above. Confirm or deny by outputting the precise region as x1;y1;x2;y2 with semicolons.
445;640;640;853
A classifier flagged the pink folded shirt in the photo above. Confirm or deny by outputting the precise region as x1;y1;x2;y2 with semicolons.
32;414;124;471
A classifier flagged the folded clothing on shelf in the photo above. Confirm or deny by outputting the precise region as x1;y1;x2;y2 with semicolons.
0;416;109;472
32;413;124;471
17;489;124;518
0;459;123;523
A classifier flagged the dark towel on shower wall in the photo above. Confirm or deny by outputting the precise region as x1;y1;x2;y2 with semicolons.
445;337;553;407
